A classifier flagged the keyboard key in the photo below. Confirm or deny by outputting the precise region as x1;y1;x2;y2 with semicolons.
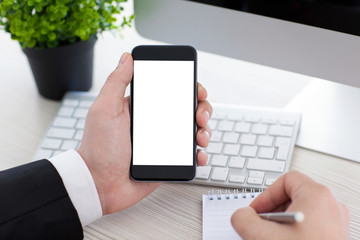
275;137;291;160
211;167;229;181
265;178;277;186
240;134;256;145
258;147;275;159
275;137;291;147
208;119;218;130
73;108;88;119
210;131;222;142
227;114;242;121
212;113;226;119
223;144;240;155
76;119;86;129
269;125;294;137
211;155;228;167
247;159;285;173
206;142;223;154
234;122;251;133
205;154;211;165
79;100;94;108
247;177;263;185
229;175;245;183
262;117;277;124
195;166;212;179
223;132;240;143
33;149;53;160
63;99;79;107
228;157;246;168
257;136;274;147
61;140;79;150
249;170;265;178
53;117;77;128
279;119;296;126
58;107;74;117
252;124;268;135
218;120;234;131
241;146;258;157
74;130;84;141
47;127;75;139
41;138;62;150
245;116;260;123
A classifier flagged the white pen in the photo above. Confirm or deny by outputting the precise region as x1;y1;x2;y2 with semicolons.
258;211;305;223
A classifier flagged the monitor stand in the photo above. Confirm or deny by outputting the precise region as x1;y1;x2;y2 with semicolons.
285;79;360;162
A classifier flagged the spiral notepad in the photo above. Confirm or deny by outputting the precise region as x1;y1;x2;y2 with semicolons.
202;189;261;240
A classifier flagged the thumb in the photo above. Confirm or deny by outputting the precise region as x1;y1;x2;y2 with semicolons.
231;207;290;240
98;52;133;111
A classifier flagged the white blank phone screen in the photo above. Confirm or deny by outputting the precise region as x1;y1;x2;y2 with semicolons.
133;60;195;166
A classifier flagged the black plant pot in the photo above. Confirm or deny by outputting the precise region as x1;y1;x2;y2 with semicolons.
23;37;96;100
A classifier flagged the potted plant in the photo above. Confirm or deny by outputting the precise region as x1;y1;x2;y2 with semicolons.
0;0;134;100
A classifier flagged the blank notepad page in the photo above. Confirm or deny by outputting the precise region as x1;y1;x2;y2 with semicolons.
202;192;260;240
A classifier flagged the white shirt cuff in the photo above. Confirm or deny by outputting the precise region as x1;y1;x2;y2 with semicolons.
49;149;102;226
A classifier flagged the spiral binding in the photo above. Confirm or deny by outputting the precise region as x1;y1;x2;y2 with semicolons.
207;188;263;200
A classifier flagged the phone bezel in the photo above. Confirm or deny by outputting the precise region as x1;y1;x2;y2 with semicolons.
130;45;197;181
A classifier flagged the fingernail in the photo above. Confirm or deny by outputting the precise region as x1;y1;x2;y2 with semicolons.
203;129;210;142
200;149;209;164
203;111;210;123
119;53;128;65
198;83;203;91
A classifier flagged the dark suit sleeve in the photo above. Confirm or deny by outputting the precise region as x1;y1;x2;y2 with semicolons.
0;160;83;240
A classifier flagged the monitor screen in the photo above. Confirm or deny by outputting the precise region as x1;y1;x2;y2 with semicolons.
134;0;360;88
188;0;360;37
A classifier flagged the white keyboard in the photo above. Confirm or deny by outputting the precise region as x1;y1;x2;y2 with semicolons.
33;92;301;189
193;104;301;189
32;92;97;161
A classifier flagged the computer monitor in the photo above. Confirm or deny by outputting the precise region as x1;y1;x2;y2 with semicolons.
133;0;360;162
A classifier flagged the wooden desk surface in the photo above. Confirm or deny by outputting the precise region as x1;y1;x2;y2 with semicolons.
0;3;359;238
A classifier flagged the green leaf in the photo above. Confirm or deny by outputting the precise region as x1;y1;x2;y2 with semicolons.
48;32;56;41
35;6;43;12
12;4;20;10
26;39;36;48
0;0;133;49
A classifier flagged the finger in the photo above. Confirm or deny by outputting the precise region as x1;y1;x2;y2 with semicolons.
124;95;130;106
231;207;291;240
196;126;211;148
197;149;208;166
122;96;131;118
196;100;213;127
97;53;133;111
339;203;350;223
250;170;317;213
338;203;351;239
270;200;291;212
197;82;208;101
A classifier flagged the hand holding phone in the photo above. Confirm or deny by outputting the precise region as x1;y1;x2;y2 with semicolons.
130;45;198;181
78;51;211;214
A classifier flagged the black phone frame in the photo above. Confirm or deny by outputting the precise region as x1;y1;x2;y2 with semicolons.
130;45;197;181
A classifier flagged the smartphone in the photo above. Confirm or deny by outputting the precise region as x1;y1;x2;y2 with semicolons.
130;45;197;181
